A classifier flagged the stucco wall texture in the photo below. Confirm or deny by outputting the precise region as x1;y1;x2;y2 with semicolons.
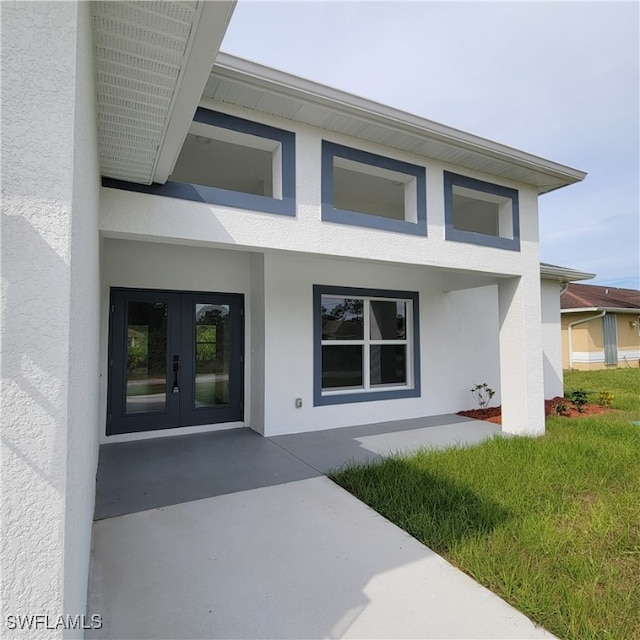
1;3;100;637
541;280;564;399
100;98;541;278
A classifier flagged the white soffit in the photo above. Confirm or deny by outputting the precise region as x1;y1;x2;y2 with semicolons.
206;54;587;195
540;263;595;282
92;1;235;185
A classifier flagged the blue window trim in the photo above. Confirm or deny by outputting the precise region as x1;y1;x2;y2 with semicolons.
321;141;427;236
443;171;520;250
313;285;421;406
102;108;296;217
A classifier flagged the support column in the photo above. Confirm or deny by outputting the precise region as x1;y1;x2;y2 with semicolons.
498;275;546;436
1;2;100;637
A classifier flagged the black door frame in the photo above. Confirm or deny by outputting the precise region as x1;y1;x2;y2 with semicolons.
107;287;244;436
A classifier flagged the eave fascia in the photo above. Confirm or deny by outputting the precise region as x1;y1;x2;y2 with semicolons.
152;1;236;184
540;265;595;282
561;307;640;314
212;53;587;193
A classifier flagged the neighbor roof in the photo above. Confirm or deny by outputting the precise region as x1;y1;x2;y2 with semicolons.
561;283;640;312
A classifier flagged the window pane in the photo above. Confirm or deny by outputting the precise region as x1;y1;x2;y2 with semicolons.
321;297;364;340
370;300;406;339
126;301;167;414
322;345;363;389
370;345;406;386
194;304;230;407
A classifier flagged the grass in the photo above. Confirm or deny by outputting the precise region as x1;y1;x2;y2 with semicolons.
564;368;640;412
330;369;640;640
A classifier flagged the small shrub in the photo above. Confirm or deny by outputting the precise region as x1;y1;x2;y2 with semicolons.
598;391;614;408
569;389;588;413
553;400;571;417
470;383;495;409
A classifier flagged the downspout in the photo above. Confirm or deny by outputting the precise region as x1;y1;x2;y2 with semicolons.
567;311;606;369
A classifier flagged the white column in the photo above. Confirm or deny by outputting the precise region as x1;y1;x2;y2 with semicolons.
498;275;546;436
1;2;100;637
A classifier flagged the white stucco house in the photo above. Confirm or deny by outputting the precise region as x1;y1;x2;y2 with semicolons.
2;1;594;634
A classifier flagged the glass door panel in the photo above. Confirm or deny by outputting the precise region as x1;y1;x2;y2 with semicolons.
194;303;230;407
108;289;244;435
126;301;168;414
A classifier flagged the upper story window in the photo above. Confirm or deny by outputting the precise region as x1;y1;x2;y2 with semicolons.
444;171;520;251
322;141;427;236
102;108;296;216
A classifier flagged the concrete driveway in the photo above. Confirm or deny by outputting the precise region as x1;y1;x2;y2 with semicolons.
88;416;555;639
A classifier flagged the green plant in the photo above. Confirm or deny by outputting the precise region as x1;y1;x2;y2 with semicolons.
569;389;589;413
598;391;614;408
470;383;495;409
553;399;571;417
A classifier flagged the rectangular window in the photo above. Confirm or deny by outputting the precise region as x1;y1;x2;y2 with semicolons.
322;141;426;236
444;171;520;250
102;108;296;216
171;129;279;198
314;286;420;405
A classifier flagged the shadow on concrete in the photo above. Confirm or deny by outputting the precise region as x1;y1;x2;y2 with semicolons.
94;428;320;519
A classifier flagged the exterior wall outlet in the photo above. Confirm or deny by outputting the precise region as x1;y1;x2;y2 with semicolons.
295;397;303;408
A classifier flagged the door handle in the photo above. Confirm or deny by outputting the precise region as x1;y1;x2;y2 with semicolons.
172;355;179;394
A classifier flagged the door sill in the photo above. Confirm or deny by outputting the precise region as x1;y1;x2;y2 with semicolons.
100;421;246;445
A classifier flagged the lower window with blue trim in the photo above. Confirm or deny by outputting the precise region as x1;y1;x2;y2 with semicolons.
313;285;421;406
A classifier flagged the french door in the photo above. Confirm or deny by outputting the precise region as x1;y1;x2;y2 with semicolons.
107;288;244;435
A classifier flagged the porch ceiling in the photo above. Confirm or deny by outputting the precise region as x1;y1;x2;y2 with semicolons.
91;0;234;185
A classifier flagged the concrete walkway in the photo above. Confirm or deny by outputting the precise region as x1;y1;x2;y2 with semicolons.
88;416;555;639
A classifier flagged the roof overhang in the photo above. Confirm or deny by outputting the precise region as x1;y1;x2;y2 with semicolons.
561;307;640;314
92;1;235;185
92;3;587;193
205;53;587;195
540;264;595;282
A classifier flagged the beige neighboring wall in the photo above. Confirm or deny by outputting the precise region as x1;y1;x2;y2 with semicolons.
562;312;640;370
617;313;640;368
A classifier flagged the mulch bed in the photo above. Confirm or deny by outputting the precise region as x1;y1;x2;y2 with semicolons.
458;397;611;425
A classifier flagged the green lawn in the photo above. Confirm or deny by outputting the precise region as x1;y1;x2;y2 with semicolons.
330;369;640;640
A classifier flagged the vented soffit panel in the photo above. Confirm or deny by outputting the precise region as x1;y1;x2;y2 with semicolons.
205;53;587;195
92;1;235;185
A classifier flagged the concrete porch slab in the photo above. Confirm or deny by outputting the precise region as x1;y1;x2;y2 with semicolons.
88;476;553;640
272;414;500;473
88;416;554;639
94;415;500;519
94;428;321;520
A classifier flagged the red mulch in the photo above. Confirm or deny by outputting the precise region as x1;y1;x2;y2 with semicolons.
457;397;611;425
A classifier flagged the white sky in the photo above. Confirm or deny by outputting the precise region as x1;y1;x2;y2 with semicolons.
221;0;639;289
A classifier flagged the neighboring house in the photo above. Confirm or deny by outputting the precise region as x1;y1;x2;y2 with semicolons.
561;283;640;369
2;1;591;633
